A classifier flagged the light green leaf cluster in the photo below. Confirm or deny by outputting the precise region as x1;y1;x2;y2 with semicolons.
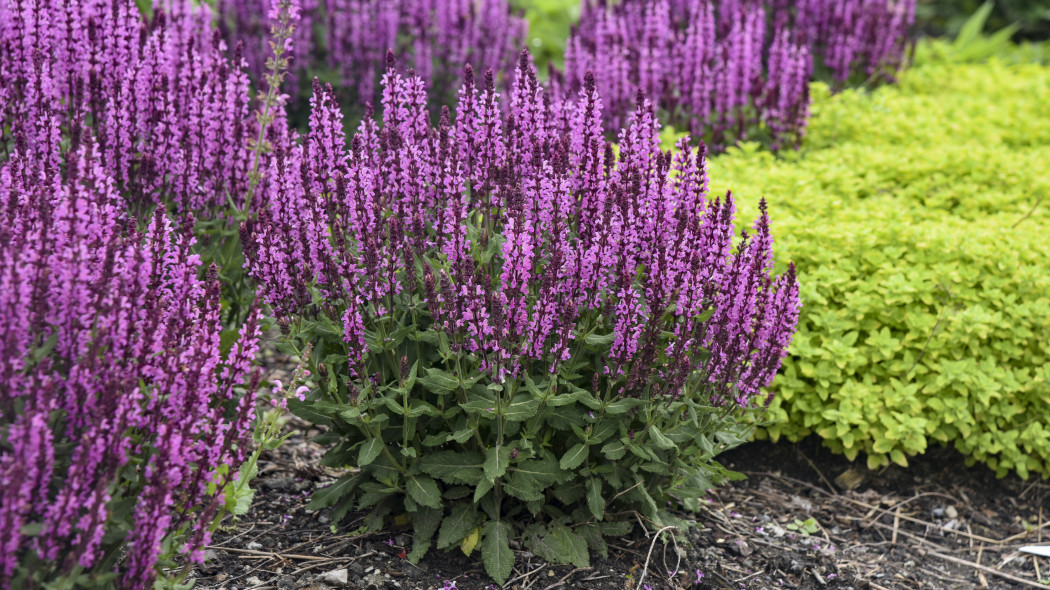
704;50;1050;478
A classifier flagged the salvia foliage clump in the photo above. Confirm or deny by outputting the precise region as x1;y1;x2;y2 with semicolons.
245;51;801;583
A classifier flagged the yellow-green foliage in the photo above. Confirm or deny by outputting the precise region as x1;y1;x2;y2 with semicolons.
705;54;1050;478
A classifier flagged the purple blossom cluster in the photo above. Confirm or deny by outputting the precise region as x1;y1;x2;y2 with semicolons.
246;50;801;405
0;0;256;215
216;0;526;103
557;0;914;150
0;136;261;587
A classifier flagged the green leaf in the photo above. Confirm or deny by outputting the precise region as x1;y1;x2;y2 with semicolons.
437;504;479;550
648;425;677;450
584;332;616;348
482;521;514;585
503;395;541;421
406;475;442;509
586;478;605;520
483;445;512;481
307;474;359;510
287;398;334;427
604;398;646;414
445;428;474;443
954;1;993;49
419;368;459;395
407;506;441;564
599;519;634;537
357;438;384;467
418;451;484;485
600;440;626;460
559;443;589;470
504;457;565;501
522;522;589;569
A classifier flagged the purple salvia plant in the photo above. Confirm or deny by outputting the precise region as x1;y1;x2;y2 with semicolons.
0;137;261;588
215;0;526;104
0;0;256;216
557;0;913;151
246;48;801;407
243;51;801;582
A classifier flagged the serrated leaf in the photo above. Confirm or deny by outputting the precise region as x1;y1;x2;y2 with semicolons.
437;504;479;550
482;521;514;584
600;440;626;460
307;474;359;510
358;438;384;466
406;400;441;417
559;443;589;470
502;396;541;421
418;451;484;485
406;475;442;509
584;331;616;347
648;425;677;450
504;457;565;502
483;445;512;481
576;524;609;558
523;522;589;568
473;476;494;503
445;428;474;443
599;519;634;536
408;506;442;564
586;478;606;520
287;398;334;426
419;368;459;395
605;398;645;414
460;526;481;556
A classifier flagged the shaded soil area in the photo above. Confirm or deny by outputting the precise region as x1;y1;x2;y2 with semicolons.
192;419;1050;590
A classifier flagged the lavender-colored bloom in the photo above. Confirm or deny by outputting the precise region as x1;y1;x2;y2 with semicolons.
0;139;260;588
216;0;526;104
0;0;256;215
246;49;800;403
557;0;913;151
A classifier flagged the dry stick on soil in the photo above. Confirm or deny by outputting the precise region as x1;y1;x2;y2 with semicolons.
541;567;590;590
797;448;837;495
206;546;329;561
636;525;678;590
503;563;546;589
928;550;1050;589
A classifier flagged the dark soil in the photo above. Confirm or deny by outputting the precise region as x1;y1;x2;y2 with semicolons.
192;351;1050;590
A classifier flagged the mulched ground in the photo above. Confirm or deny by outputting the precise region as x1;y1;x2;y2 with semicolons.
190;349;1050;590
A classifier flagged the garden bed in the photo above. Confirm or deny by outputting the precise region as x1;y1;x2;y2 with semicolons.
194;414;1050;590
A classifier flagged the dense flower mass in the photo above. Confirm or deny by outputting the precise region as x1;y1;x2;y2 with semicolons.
556;0;914;150
247;50;801;406
0;0;256;215
0;137;261;588
216;0;526;103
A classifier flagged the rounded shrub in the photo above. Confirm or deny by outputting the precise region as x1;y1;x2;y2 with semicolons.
704;52;1050;478
245;52;801;583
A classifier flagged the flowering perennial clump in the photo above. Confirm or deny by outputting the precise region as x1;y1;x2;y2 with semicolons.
0;137;261;588
246;51;800;583
557;0;914;150
0;0;256;216
216;0;526;103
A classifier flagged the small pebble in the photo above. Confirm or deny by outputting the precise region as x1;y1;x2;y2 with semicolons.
320;568;349;587
945;506;958;519
246;541;263;550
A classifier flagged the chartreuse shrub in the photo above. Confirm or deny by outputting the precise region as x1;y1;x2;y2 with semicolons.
245;53;801;584
699;46;1050;478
